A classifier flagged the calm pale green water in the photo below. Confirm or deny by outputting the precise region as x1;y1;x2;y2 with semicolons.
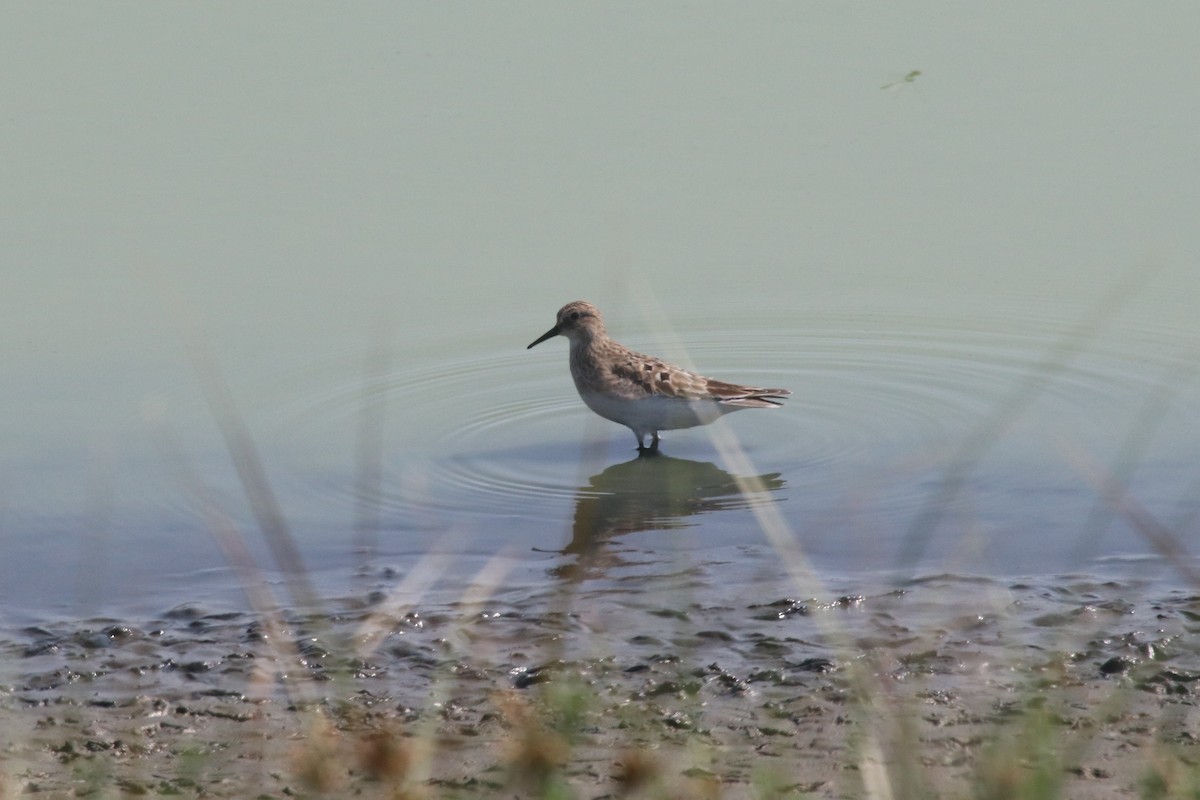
2;4;1199;624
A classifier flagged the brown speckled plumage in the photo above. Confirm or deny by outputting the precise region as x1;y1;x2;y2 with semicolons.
527;300;790;450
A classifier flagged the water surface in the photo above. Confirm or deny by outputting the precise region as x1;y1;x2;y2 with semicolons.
2;3;1199;627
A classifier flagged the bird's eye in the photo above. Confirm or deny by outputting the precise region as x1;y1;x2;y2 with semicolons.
569;311;580;321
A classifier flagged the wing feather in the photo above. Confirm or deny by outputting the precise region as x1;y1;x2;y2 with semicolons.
607;349;791;406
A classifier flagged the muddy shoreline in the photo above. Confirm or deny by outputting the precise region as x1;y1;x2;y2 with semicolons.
3;574;1199;797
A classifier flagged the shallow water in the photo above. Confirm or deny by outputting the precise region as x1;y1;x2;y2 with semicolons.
4;303;1197;628
3;4;1200;634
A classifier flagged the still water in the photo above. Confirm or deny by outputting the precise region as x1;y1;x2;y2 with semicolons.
2;4;1199;625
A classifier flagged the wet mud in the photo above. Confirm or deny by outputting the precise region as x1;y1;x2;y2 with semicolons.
3;573;1199;797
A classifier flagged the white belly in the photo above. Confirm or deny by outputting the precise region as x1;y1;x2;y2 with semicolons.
579;390;727;433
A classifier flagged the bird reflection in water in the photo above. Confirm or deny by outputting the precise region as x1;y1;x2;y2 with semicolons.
553;450;786;581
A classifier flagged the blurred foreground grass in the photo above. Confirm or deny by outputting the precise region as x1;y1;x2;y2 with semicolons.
7;424;1200;800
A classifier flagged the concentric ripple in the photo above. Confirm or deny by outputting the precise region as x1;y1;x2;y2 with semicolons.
263;308;1200;565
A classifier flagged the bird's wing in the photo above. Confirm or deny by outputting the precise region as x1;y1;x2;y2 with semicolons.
609;349;790;405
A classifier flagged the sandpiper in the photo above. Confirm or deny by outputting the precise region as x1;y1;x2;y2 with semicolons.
527;300;790;450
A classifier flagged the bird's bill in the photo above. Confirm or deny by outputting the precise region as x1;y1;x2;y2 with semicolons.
527;324;562;349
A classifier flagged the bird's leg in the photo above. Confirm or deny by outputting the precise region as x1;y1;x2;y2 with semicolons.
635;431;661;453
